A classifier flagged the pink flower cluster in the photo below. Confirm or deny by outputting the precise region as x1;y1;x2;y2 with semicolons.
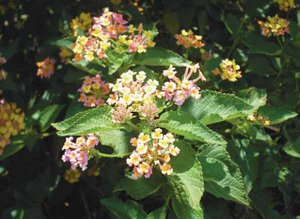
126;129;180;179
161;64;206;105
62;135;99;171
72;8;156;62
78;74;110;107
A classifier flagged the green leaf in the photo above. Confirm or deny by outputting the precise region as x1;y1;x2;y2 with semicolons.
203;57;221;73
52;106;120;136
53;37;74;49
229;139;259;193
100;197;146;219
244;33;281;55
146;205;167;219
163;11;180;34
237;87;267;110
258;106;297;124
97;130;131;154
107;51;134;75
52;37;74;49
197;143;250;206
223;14;240;36
0;139;25;160
183;90;254;125
250;187;286;219
115;174;166;200
158;111;226;145
39;104;64;132
169;141;204;219
68;60;99;75
283;138;300;158
133;47;191;67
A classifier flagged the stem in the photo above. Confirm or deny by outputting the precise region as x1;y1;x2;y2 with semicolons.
184;48;190;59
93;150;130;158
125;120;139;131
276;36;284;49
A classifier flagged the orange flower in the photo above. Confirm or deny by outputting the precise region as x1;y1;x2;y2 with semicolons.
36;57;56;79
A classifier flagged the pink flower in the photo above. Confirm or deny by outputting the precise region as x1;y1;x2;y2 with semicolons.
173;90;187;106
61;135;99;171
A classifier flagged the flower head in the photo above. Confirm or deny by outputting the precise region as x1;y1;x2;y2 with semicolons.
0;99;25;155
276;0;295;11
127;129;180;179
61;134;99;171
161;64;205;105
71;12;93;37
219;59;242;82
108;70;160;123
258;15;289;37
78;74;110;107
71;8;156;62
36;57;56;79
175;29;205;49
64;168;81;183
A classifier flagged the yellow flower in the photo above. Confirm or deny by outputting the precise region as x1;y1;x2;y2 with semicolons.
258;15;289;37
219;59;242;82
160;163;173;175
276;0;295;11
64;168;81;183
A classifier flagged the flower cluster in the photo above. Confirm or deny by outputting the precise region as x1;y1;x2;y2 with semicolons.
72;8;155;62
87;165;101;176
126;129;180;178
36;57;56;79
59;48;73;63
107;70;160;123
175;29;205;49
62;135;99;171
276;0;295;11
161;64;205;105
78;74;110;107
258;15;289;37
213;59;242;82
0;99;25;155
248;113;270;126
70;12;92;37
64;168;81;183
0;55;7;80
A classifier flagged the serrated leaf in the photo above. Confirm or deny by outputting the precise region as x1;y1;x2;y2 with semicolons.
183;90;254;125
115;173;165;200
158;111;226;145
169;142;204;219
52;106;120;136
146;206;167;219
133;47;191;67
197;143;250;206
258;106;297;124
237;87;267;110
100;198;146;219
97;130;130;154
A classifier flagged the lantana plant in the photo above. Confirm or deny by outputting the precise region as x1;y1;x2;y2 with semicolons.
49;6;298;218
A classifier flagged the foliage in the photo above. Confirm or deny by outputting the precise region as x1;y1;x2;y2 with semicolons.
0;0;300;218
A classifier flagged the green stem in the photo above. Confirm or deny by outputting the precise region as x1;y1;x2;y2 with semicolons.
276;36;284;49
125;120;139;131
93;150;130;158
